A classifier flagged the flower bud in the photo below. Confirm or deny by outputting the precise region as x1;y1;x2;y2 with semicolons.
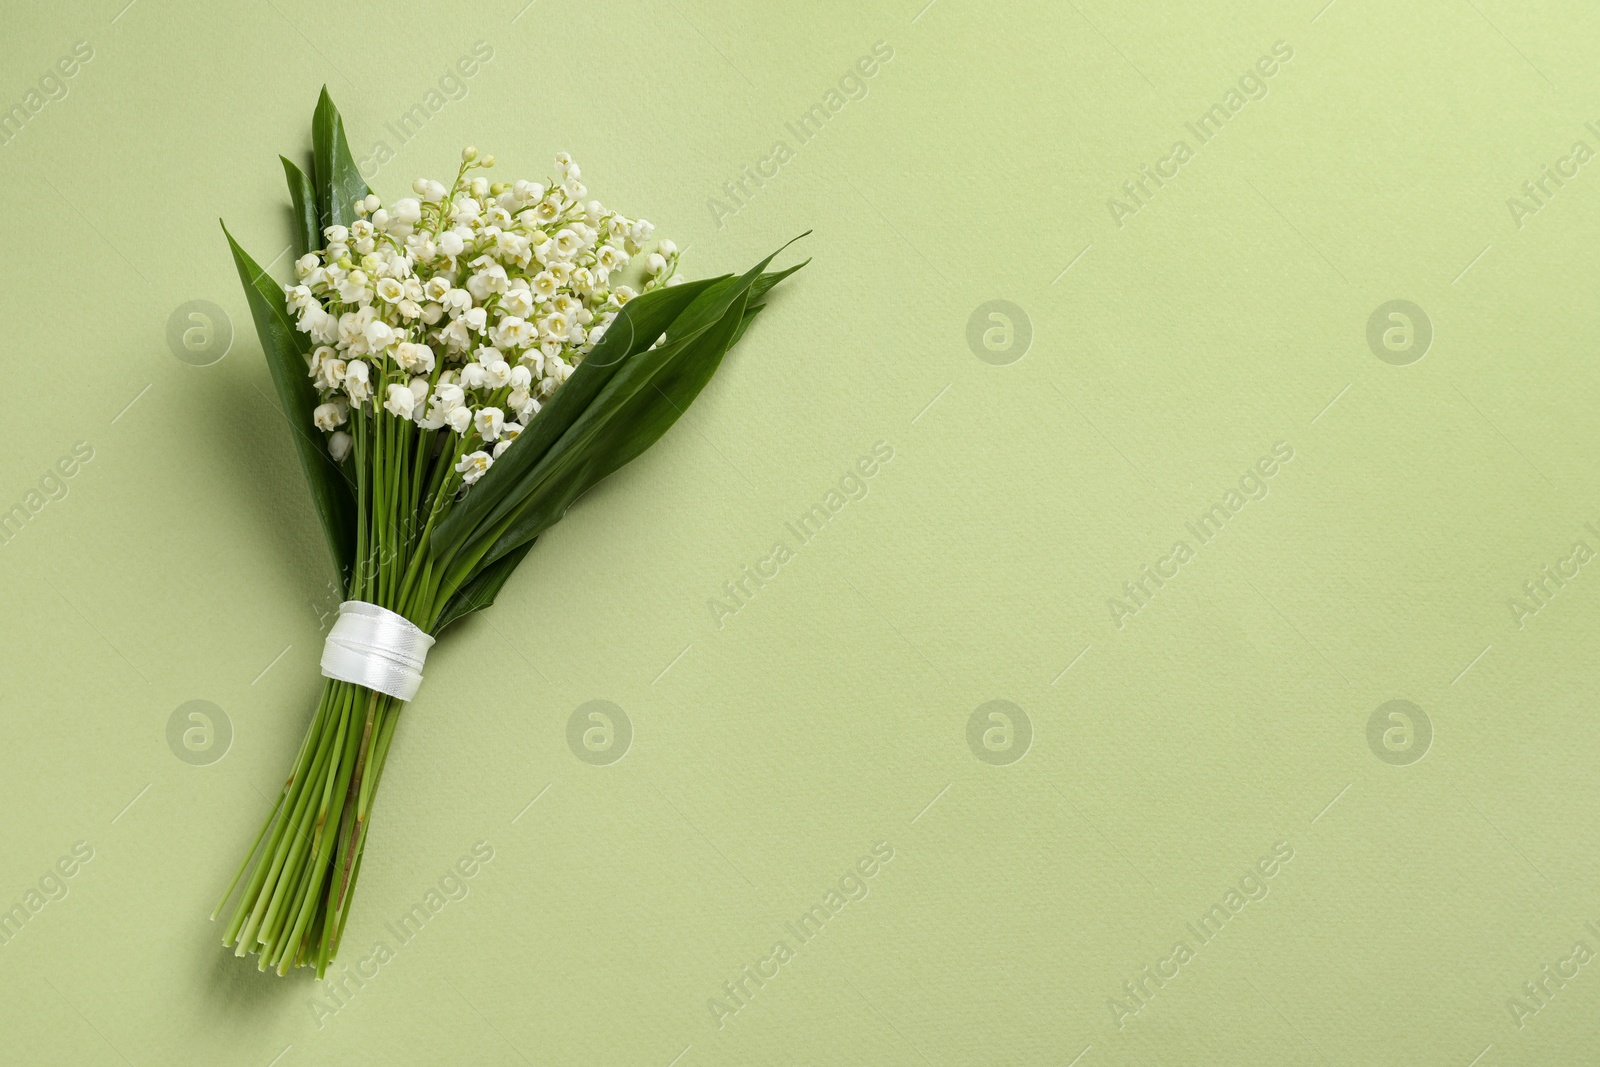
313;403;345;431
391;198;422;226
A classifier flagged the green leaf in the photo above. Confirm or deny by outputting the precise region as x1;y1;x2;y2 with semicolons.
749;259;808;305
281;156;319;259
431;236;807;601
727;299;766;350
223;221;357;594
648;235;806;351
460;239;806;547
429;275;728;559
312;88;369;233
432;540;536;634
471;284;755;571
458;252;805;579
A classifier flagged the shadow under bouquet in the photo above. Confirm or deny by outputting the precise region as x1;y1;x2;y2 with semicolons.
213;89;803;975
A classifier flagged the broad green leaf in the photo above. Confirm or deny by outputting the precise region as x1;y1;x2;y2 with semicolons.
280;156;319;259
455;240;806;554
470;301;741;554
750;259;808;305
312;88;369;233
727;300;766;351
431;539;535;633
471;285;755;571
429;275;727;558
223;222;356;593
487;301;771;560
655;234;809;347
594;302;767;484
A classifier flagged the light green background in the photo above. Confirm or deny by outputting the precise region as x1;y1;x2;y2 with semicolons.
2;0;1598;1063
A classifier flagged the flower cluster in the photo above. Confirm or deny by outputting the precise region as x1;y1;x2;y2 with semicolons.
286;148;680;484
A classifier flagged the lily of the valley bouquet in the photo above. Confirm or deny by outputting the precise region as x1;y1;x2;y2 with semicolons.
213;90;803;975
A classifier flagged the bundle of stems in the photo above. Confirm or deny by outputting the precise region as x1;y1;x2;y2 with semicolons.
211;89;804;974
212;407;467;975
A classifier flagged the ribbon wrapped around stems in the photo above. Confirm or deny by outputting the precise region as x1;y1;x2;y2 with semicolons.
319;601;435;702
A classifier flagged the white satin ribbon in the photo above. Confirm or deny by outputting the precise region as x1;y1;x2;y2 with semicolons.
320;601;436;702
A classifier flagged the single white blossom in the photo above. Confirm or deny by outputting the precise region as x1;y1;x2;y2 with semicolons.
317;356;347;391
395;341;435;373
502;287;535;319
455;450;493;484
313;401;347;431
344;360;372;403
383;383;416;419
433;383;465;411
492;421;524;458
474;407;506;441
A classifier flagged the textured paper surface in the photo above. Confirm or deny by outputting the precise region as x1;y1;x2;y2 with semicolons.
1;1;1597;1064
